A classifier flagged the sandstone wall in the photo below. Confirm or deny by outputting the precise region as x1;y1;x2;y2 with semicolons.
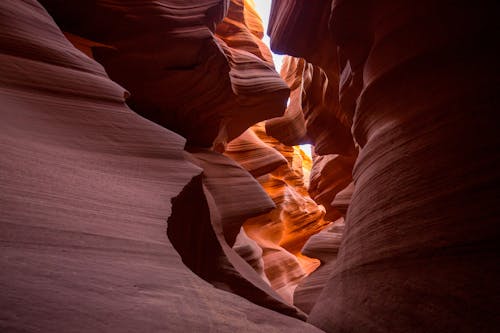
0;0;325;331
269;0;500;331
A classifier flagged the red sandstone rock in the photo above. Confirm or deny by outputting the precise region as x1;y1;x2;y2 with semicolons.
0;1;324;331
262;52;356;268
270;0;500;331
189;148;276;246
265;56;309;146
233;227;271;285
40;0;289;149
227;124;330;304
294;219;345;314
4;0;497;331
264;53;356;227
309;154;356;220
169;149;307;319
330;182;354;216
216;0;274;66
267;56;355;156
225;128;288;177
268;0;338;74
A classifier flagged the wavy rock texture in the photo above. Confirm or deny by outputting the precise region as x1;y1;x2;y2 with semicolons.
266;56;355;156
265;2;358;310
233;227;271;285
216;0;274;66
264;55;357;221
294;218;345;314
226;124;331;304
168;149;307;319
42;0;311;319
266;0;356;159
265;57;308;146
0;1;326;332
225;128;288;177
4;0;495;331
268;0;338;74
270;0;500;332
309;154;356;221
330;182;354;216
40;0;289;149
268;0;357;123
295;156;355;314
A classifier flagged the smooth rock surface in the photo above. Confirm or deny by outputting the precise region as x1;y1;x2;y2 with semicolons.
270;0;500;332
293;219;345;314
0;1;324;331
309;154;356;220
40;0;289;148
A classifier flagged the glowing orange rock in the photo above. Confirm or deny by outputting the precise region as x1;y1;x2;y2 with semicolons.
225;128;287;177
227;124;330;303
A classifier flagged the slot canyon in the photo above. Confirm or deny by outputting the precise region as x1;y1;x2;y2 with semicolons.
0;0;498;332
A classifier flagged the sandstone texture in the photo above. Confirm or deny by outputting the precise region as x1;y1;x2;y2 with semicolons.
0;0;324;331
294;218;345;314
2;0;498;332
269;0;500;332
267;56;355;157
40;0;289;149
227;124;331;304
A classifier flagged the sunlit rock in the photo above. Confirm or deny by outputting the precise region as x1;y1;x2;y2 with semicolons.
227;124;330;304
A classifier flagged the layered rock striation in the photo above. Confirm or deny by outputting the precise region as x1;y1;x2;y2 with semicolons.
0;0;325;331
269;0;500;332
226;124;331;304
39;0;289;149
2;0;498;332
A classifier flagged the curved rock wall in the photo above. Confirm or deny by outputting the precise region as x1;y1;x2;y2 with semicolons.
266;56;355;156
264;54;357;222
294;218;345;314
226;124;331;304
269;0;500;332
40;0;344;310
0;0;324;331
167;149;306;319
3;0;497;331
39;0;289;149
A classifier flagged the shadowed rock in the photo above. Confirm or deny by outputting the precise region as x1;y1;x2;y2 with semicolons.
0;1;323;331
269;0;500;331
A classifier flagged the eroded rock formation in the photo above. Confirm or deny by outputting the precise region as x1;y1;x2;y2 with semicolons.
267;56;355;156
264;54;357;223
39;0;289;149
294;218;345;314
2;0;498;332
226;124;331;304
168;148;306;319
0;0;323;331
269;0;500;332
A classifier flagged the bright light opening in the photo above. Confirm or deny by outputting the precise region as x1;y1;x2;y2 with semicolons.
254;1;313;159
254;0;284;72
299;144;312;158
